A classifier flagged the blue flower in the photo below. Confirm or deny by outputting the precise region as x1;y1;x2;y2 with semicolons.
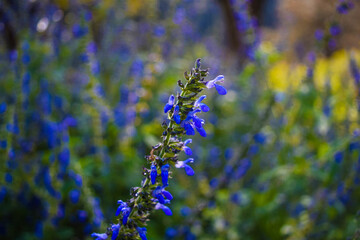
175;158;195;176
164;95;175;113
194;95;209;112
0;140;7;149
5;173;12;183
150;164;157;185
69;171;83;187
180;206;191;216
72;24;88;38
173;105;181;124
161;164;170;186
182;109;207;137
91;233;108;240
235;158;252;179
152;186;173;204
155;203;172;216
111;224;120;240
182;139;193;156
69;189;81;204
0;102;8;114
136;227;147;240
58;148;70;173
253;133;267;145
334;151;344;164
206;75;227;95
115;200;131;225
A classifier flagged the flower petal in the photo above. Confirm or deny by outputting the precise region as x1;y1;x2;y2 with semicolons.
196;126;207;137
173;114;181;124
199;103;210;112
184;123;195;135
183;146;192;156
214;83;227;95
164;103;173;113
184;139;192;145
162;190;173;200
168;95;175;105
184;165;195;176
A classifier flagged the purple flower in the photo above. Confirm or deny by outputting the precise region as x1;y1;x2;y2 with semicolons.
91;233;108;240
337;1;354;14
164;95;175;113
115;200;131;225
206;75;227;95
161;164;170;186
175;158;195;176
314;29;324;41
182;139;193;156
330;25;341;36
150;164;157;185
111;224;120;240
155;203;172;216
136;227;147;240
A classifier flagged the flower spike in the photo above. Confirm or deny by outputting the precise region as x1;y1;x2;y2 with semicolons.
93;59;226;239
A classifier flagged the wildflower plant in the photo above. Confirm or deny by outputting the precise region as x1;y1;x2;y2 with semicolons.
91;59;226;240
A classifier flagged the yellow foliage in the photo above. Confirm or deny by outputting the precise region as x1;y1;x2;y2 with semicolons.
267;61;306;92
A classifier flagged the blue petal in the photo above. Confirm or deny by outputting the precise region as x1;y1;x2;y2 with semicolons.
156;193;166;204
254;133;267;144
183;146;192;156
0;103;7;114
164;103;173;113
91;233;108;240
162;205;173;216
162;190;173;200
199;103;210;112
136;227;147;240
184;165;195;176
184;139;192;145
161;165;169;186
214;84;227;95
173;114;181;124
196;126;207;137
122;211;129;225
184;123;195;135
151;170;157;185
193;116;203;128
111;224;120;240
168;95;175;105
115;206;122;216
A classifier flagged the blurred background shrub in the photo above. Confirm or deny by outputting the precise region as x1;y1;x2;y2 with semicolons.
1;0;360;239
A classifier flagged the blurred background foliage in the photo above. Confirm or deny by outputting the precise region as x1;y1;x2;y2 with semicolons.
1;0;360;239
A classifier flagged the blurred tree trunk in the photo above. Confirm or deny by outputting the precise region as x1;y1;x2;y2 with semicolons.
217;0;267;64
216;0;243;55
0;7;18;52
